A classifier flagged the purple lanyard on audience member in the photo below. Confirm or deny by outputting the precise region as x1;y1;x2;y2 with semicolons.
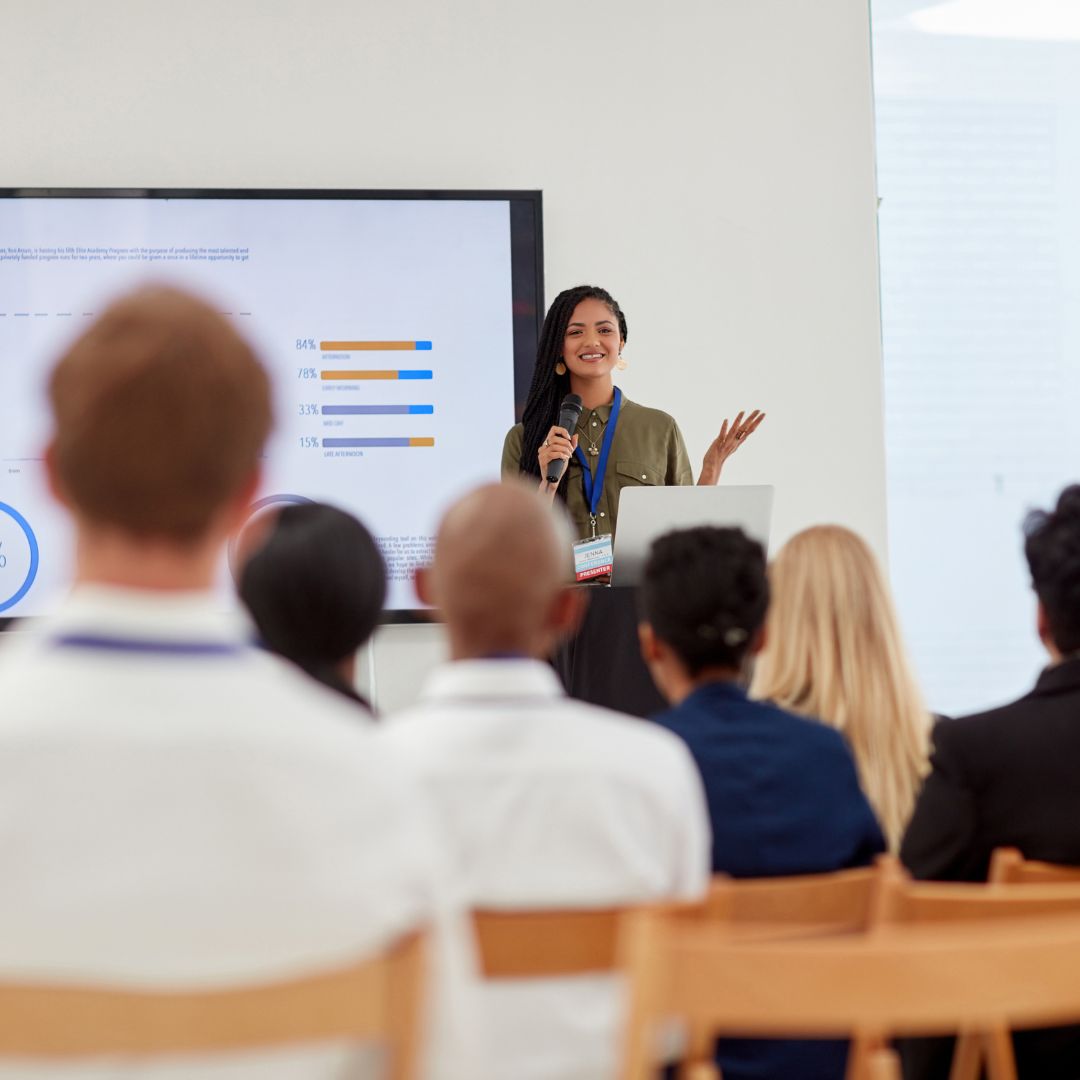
573;386;622;538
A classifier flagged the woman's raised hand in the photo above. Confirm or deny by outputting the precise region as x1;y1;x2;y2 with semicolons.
698;409;765;486
537;425;579;497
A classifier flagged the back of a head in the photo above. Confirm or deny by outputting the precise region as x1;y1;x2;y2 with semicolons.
640;526;768;675
48;286;272;543
750;524;929;849
239;503;386;699
430;481;573;656
1024;485;1080;653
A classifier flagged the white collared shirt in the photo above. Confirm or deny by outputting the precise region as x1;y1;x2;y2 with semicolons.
0;586;483;1080
382;658;711;1080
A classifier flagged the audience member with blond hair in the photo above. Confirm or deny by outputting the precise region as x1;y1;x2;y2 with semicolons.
750;525;931;850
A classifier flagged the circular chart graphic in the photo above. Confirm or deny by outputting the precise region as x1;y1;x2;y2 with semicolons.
227;493;314;580
0;502;40;614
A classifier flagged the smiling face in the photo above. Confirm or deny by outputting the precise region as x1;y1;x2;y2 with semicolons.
562;298;623;384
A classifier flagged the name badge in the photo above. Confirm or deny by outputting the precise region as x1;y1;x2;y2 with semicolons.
573;534;613;582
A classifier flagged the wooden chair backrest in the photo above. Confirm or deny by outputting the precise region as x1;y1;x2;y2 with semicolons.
618;907;1080;1080
871;854;1080;926
0;931;426;1080
714;865;879;933
989;847;1080;885
473;907;625;978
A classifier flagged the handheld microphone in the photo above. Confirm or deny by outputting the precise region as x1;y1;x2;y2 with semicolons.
545;393;583;485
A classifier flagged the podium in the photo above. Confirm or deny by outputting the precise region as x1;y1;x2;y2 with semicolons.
551;585;667;719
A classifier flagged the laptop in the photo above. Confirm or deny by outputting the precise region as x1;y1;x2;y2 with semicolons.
611;485;775;586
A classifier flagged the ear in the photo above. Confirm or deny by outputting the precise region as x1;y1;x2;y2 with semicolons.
747;623;767;658
414;565;436;607
638;621;661;663
42;441;72;510
1036;601;1057;653
222;468;262;534
549;585;588;641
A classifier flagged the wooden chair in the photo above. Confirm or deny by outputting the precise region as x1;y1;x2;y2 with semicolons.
0;930;426;1080
862;855;1080;1080
685;869;882;1076
619;892;1080;1080
989;846;1080;885
614;868;888;1080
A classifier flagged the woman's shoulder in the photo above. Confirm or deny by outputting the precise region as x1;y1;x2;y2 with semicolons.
620;396;677;426
501;421;524;477
618;396;681;438
502;421;524;452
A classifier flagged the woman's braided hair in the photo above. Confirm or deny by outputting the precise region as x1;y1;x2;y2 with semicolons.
518;285;628;489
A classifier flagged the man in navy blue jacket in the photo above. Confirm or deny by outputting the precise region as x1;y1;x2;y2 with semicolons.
639;526;886;1080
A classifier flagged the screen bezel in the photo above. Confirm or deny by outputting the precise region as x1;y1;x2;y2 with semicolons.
0;187;545;626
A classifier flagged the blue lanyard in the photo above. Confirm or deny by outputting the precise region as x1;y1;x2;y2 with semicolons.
53;634;245;657
573;386;622;536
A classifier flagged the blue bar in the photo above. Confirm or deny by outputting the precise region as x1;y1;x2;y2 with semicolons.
321;405;434;416
415;341;432;350
324;438;411;448
398;369;433;380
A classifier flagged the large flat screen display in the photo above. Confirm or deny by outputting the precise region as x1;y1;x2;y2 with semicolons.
0;189;543;620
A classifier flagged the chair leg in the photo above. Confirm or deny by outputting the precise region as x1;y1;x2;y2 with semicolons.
948;1030;984;1080
676;1026;719;1080
847;1031;887;1080
981;1026;1017;1080
677;1065;720;1080
867;1048;903;1080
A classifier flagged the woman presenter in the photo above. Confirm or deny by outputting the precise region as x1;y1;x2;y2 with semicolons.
502;284;764;573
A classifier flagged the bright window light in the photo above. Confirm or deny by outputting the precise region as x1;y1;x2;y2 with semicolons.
911;0;1080;42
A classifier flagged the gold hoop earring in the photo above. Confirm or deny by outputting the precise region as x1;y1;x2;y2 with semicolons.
555;360;567;376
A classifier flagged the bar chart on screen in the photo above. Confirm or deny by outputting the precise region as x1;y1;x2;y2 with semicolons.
292;337;438;456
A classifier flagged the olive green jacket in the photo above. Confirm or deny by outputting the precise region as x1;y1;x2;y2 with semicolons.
501;395;694;541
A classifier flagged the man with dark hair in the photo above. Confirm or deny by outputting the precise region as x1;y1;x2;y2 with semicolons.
901;485;1080;1078
639;525;884;1080
0;287;480;1079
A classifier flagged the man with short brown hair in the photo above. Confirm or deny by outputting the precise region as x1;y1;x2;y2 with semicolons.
47;285;272;543
0;286;480;1079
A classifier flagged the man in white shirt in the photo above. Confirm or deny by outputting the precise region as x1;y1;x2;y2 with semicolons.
0;287;480;1080
383;482;711;1080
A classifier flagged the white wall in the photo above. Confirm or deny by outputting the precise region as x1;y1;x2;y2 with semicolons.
3;0;884;712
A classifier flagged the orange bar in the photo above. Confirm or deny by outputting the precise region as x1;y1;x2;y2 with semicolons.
321;370;399;380
409;438;435;447
321;341;422;351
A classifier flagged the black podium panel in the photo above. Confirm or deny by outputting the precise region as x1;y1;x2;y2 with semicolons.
551;585;667;718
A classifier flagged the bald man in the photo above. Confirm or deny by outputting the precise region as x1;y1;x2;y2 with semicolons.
381;482;710;1080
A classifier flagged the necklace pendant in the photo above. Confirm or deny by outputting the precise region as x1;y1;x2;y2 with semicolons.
588;446;599;455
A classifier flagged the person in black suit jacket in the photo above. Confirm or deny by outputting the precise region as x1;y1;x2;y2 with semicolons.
901;484;1080;1078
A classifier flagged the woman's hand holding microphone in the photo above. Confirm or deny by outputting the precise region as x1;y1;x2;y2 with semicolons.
538;425;578;499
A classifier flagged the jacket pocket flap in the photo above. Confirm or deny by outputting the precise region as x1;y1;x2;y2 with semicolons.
615;460;660;485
